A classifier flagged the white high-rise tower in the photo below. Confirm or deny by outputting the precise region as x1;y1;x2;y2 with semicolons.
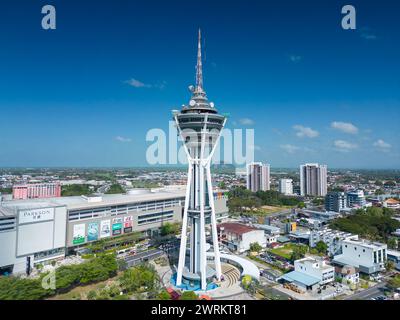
173;30;226;290
246;162;270;192
300;163;328;196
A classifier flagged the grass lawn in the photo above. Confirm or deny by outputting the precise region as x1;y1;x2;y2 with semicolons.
247;255;286;273
250;205;293;216
268;243;299;260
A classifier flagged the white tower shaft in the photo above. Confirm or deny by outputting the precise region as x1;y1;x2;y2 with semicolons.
174;29;226;291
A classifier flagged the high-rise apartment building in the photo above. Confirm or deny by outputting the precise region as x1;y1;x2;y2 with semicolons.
299;163;327;196
325;191;347;212
346;189;366;208
246;162;270;192
279;179;293;195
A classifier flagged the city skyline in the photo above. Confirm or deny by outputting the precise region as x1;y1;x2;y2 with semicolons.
0;0;399;168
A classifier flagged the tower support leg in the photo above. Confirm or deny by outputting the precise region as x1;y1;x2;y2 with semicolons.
206;164;222;280
176;163;193;286
199;163;207;290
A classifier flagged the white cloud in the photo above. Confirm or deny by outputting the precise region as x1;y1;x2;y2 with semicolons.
125;78;166;89
125;78;152;88
373;139;391;150
239;118;255;126
288;55;302;63
115;136;132;143
331;121;358;134
359;27;377;40
334;140;358;152
280;144;300;154
293;125;319;138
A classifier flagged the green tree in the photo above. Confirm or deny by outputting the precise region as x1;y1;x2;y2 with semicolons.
297;202;306;209
86;290;97;300
387;237;398;250
241;275;252;289
218;181;227;189
61;184;92;196
157;290;171;300
249;242;262;253
0;276;49;300
180;291;198;300
385;261;395;272
119;263;158;294
0;187;12;194
329;209;400;242
312;197;325;206
160;222;181;236
105;184;125;194
375;180;383;186
387;275;400;291
290;245;308;262
315;241;328;255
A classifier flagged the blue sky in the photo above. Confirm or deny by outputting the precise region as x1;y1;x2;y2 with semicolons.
0;0;399;168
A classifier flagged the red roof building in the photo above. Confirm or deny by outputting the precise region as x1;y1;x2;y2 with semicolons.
217;222;266;253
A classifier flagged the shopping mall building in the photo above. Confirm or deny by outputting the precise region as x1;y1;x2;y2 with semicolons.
0;186;228;275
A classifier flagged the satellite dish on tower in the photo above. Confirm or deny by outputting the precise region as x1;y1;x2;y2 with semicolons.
210;102;215;108
188;85;195;92
189;100;196;107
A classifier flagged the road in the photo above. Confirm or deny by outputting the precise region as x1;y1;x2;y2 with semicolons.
267;209;292;218
124;248;164;267
344;281;387;300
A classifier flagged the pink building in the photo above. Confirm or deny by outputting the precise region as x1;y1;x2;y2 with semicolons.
12;182;61;200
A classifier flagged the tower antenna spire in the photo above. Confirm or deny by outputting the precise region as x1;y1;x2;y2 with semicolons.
196;28;203;92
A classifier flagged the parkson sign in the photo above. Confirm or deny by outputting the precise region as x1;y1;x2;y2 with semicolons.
18;208;54;225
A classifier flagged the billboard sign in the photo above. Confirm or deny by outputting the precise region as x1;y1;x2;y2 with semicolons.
123;227;133;233
19;207;54;225
123;216;133;233
87;222;99;241
100;220;111;238
73;224;85;245
113;217;123;224
112;223;123;235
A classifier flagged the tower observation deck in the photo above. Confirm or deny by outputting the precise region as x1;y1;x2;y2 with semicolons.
173;29;226;290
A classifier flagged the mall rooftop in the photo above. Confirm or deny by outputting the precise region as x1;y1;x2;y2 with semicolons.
0;186;189;214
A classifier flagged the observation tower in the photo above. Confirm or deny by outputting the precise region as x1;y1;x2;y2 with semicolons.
173;29;226;290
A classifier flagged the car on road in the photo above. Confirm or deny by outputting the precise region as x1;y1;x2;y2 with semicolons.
371;295;388;300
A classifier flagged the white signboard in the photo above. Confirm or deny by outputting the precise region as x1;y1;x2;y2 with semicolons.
19;207;54;225
73;224;86;245
113;217;123;224
100;219;111;238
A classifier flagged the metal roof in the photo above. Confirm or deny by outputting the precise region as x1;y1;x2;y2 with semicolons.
332;255;372;268
0;188;187;214
278;271;320;286
277;236;291;243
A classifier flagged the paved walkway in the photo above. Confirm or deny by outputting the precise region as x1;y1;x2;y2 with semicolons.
155;259;245;299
